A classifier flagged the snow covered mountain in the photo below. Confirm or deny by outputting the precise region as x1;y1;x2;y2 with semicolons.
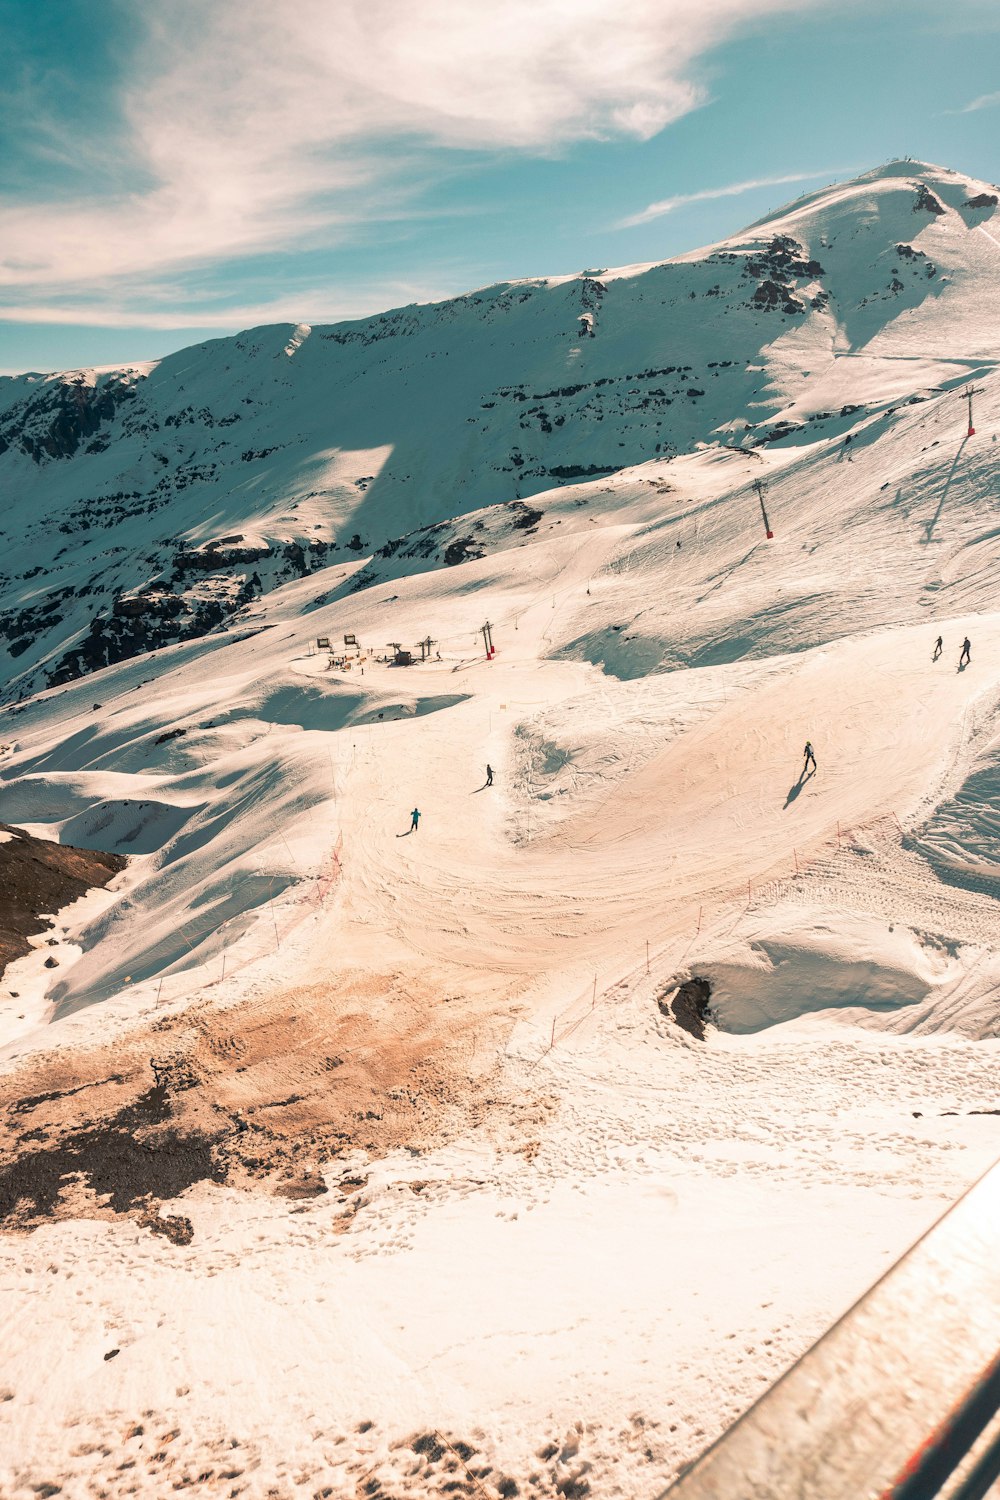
4;159;1000;1500
2;158;999;697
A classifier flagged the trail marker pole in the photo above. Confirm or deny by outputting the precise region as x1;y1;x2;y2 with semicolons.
592;974;597;1010
794;847;799;875
646;940;650;973
550;1018;556;1050
697;905;703;934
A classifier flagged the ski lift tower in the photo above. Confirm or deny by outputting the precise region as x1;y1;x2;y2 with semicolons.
481;621;495;659
963;384;985;437
752;478;774;540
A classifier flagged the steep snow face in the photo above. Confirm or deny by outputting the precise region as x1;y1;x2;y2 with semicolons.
2;161;999;698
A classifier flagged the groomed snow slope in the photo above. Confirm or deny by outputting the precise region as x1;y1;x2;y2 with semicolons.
1;162;1000;1499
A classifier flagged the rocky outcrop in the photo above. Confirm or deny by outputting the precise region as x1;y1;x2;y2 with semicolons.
742;236;825;316
913;182;945;216
0;824;126;979
0;373;138;463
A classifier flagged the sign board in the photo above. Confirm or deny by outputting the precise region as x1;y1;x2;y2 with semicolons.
316;636;330;649
344;633;357;646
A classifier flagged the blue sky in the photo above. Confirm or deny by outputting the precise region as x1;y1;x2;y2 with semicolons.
2;0;1000;374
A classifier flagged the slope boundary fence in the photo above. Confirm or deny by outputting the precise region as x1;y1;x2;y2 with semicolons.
535;809;924;1060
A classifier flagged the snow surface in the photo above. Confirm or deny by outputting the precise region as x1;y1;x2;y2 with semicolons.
2;161;1000;1498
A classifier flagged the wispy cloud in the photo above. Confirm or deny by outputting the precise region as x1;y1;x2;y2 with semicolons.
0;0;828;323
616;167;852;229
0;280;456;332
945;90;1000;115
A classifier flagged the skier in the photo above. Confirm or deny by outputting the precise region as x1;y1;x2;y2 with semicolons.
803;741;817;773
959;637;972;667
410;807;421;833
486;764;494;786
933;635;943;661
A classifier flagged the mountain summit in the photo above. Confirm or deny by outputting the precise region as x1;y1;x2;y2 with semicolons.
0;159;997;695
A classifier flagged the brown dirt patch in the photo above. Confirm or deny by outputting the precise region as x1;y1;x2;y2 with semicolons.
0;822;125;978
0;963;536;1234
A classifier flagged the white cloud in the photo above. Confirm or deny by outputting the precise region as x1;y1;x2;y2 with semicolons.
0;0;829;308
948;90;1000;114
616;167;853;228
0;279;455;332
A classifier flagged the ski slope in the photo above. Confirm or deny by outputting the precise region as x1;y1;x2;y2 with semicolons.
2;161;1000;1499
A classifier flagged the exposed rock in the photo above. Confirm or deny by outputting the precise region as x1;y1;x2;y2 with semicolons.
913;183;945;215
0;373;137;464
0;824;126;980
658;977;713;1040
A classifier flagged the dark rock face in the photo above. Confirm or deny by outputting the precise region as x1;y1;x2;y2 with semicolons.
965;192;999;209
0;373;137;464
913;183;945;215
0;532;338;694
0;824;126;979
742;236;824;316
443;536;485;567
658;977;713;1039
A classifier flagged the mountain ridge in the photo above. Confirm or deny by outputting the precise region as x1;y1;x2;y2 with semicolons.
1;158;998;699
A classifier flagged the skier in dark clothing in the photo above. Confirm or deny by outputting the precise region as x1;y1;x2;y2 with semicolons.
959;637;972;667
410;807;421;832
803;741;817;773
933;635;943;661
485;764;494;786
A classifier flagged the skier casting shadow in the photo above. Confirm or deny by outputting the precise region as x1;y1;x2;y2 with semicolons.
783;742;817;808
473;764;495;793
958;637;972;671
398;807;421;836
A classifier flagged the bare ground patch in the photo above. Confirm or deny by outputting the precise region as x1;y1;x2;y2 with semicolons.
0;823;125;979
0;965;536;1234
